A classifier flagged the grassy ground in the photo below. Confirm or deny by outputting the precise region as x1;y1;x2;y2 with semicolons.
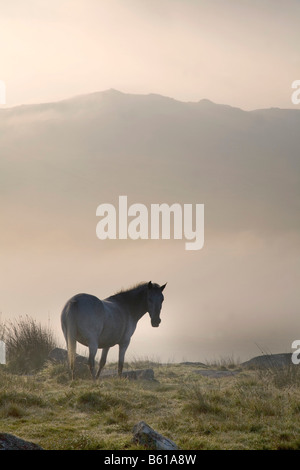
1;359;300;450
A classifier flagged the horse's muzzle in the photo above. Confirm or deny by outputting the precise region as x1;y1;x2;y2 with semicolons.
151;319;161;328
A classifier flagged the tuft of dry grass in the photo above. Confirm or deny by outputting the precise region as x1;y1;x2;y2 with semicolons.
3;316;57;374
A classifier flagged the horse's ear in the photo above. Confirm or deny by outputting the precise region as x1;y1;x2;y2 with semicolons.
160;283;167;291
148;281;153;289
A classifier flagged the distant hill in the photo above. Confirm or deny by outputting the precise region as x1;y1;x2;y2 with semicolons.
1;89;299;245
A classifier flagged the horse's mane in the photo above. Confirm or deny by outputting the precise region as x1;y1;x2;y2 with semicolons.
109;281;160;299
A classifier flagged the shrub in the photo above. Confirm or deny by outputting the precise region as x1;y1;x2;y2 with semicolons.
5;316;56;374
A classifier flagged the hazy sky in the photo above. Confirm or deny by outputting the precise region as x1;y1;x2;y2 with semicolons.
1;1;300;364
1;0;300;109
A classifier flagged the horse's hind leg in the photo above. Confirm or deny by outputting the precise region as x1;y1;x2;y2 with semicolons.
65;323;76;380
88;343;98;380
96;347;109;379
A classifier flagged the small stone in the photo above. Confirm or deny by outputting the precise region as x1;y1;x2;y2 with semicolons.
0;433;43;450
133;421;178;450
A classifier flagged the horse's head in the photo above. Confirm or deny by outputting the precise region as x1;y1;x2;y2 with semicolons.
147;281;167;327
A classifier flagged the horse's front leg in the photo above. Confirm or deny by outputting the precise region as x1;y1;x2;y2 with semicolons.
88;343;98;380
96;347;110;379
118;341;130;377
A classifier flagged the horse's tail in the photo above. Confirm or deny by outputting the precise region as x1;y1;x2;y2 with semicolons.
61;300;77;380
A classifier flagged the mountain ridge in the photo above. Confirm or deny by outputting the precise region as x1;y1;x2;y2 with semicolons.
1;88;299;115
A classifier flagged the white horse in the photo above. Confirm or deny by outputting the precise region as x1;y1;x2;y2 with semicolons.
61;281;166;379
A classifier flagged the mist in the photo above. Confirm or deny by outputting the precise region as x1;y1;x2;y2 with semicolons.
1;90;299;363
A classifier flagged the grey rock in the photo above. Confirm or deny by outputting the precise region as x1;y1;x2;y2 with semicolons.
0;433;43;450
195;369;240;378
48;347;88;365
48;347;90;378
133;421;178;450
241;353;293;369
102;368;157;381
49;349;157;381
180;361;208;368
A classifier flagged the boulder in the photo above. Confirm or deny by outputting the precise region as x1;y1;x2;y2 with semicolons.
49;349;157;381
133;421;178;450
195;369;240;378
0;433;43;450
102;368;157;381
48;347;90;378
48;347;88;365
241;353;293;369
180;361;208;368
124;369;156;381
